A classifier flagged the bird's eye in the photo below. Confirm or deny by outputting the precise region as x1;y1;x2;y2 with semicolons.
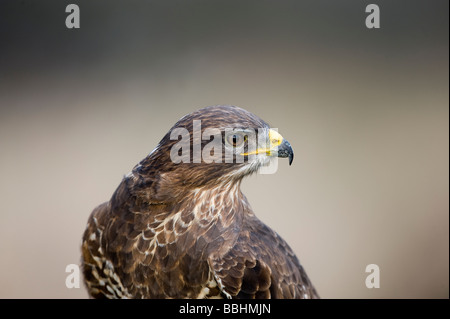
226;133;246;147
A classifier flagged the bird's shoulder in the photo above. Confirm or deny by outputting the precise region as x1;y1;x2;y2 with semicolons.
208;214;318;299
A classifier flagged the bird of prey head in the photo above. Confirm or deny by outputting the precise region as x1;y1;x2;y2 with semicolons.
135;105;294;192
82;105;318;299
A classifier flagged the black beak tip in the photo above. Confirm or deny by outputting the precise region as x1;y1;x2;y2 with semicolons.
277;138;294;165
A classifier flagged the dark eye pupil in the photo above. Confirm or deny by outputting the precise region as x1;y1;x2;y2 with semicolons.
227;134;244;146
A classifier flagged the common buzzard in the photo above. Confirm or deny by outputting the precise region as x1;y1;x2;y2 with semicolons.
81;105;318;299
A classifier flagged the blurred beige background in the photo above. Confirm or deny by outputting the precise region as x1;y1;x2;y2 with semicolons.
0;0;448;298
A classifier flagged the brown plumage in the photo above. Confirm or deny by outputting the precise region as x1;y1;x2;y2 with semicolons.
81;105;319;299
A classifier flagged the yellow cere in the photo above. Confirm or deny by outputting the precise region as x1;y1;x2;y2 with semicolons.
268;129;283;148
241;129;284;156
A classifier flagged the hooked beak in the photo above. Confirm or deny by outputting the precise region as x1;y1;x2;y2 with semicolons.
276;138;294;166
241;129;294;165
